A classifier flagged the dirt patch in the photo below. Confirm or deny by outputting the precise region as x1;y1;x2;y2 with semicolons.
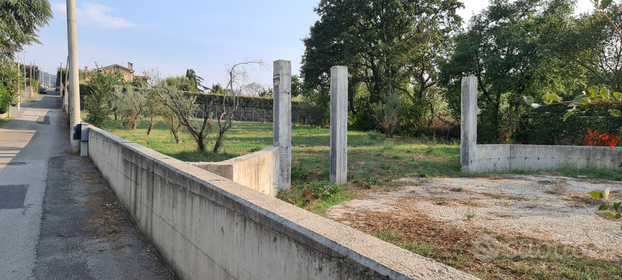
328;175;622;262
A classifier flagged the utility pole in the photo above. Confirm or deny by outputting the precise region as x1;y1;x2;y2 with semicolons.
67;0;81;152
29;62;33;98
16;52;20;111
24;52;27;100
64;56;69;112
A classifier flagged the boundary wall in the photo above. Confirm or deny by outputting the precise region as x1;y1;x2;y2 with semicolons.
88;126;476;280
460;76;622;173
191;146;279;196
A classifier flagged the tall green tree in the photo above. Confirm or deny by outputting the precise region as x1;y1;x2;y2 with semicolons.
185;68;207;92
439;0;581;142
85;65;125;127
301;0;463;130
0;0;52;61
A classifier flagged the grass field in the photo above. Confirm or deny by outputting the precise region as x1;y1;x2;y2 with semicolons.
100;117;622;279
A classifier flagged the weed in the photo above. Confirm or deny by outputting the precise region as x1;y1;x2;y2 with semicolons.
495;235;509;242
450;187;463;192
107;227;120;235
0;119;8;128
291;161;310;181
250;147;263;152
382;139;395;150
277;180;356;216
357;173;381;188
40;216;45;220
99;249;105;253
436;201;448;205
465;207;476;220
588;188;622;228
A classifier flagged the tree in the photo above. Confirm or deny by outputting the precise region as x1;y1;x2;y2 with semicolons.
258;87;273;98
85;64;125;127
0;0;52;61
209;84;224;94
301;0;463;131
213;60;266;153
149;71;211;151
113;86;145;130
524;0;622;120
0;62;21;113
439;0;580;142
185;68;207;92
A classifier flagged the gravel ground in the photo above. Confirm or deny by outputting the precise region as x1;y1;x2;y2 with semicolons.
327;175;622;261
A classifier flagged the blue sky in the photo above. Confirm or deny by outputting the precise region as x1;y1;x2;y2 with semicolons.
23;0;594;88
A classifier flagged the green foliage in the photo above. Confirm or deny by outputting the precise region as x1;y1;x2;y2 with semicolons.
162;76;197;93
0;0;52;61
519;86;622;144
0;63;21;113
84;65;125;127
372;87;401;138
113;86;145;130
277;180;355;216
589;188;622;228
440;0;582;143
185;69;206;92
55;68;67;87
302;0;463;133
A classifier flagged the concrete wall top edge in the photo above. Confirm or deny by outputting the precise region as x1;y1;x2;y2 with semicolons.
89;126;132;144
190;147;278;168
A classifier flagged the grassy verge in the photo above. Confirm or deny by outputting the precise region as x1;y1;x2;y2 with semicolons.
374;230;622;279
0;118;8;128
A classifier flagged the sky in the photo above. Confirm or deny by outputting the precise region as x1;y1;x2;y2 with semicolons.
22;0;596;88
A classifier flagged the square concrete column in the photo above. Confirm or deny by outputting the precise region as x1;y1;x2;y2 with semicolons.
461;76;478;173
273;60;292;190
330;66;348;184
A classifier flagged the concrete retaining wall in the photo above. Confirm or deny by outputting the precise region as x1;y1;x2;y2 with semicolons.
88;126;475;280
191;146;279;197
460;76;622;173
474;144;622;173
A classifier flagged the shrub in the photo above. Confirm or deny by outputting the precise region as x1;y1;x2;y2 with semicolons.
84;67;124;127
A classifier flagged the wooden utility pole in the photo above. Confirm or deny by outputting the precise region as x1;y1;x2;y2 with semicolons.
67;0;81;152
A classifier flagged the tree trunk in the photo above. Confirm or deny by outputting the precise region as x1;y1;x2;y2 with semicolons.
147;116;154;135
171;126;181;144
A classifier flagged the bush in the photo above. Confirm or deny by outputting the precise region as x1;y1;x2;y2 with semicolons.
513;104;622;145
0;63;21;114
84;69;124;127
0;84;9;114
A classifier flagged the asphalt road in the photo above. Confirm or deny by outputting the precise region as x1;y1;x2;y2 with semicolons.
0;90;67;279
0;90;172;280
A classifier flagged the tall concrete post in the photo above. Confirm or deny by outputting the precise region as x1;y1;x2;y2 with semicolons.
64;56;69;113
273;60;291;190
461;76;478;173
67;0;81;152
330;66;348;184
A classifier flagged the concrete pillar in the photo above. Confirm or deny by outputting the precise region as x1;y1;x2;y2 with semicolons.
330;66;348;184
461;76;478;173
273;60;291;190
